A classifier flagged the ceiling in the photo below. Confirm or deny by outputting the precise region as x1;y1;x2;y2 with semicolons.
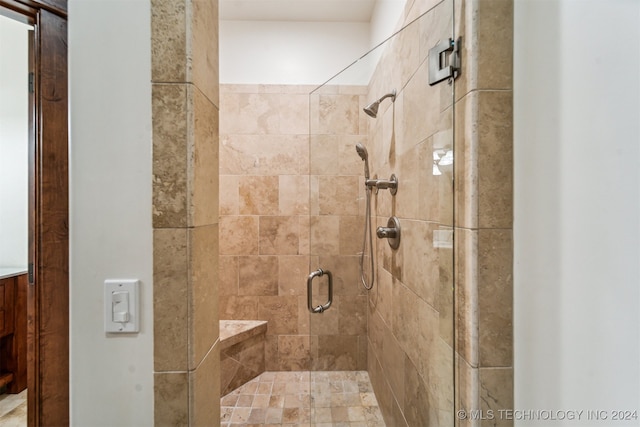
219;0;378;22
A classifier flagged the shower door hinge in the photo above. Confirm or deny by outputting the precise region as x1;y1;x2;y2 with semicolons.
428;37;461;86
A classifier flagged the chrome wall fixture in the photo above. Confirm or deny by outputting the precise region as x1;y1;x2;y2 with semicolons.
366;174;398;195
377;216;401;249
363;89;396;118
307;268;333;313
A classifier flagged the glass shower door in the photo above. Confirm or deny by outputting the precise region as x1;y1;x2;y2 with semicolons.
307;1;456;424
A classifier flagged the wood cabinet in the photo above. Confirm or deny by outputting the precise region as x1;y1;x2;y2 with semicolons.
0;272;27;393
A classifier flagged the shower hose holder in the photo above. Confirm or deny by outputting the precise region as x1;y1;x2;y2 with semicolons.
366;174;398;195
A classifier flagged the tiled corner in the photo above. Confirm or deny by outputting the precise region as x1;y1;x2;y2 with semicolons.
189;224;219;369
191;0;219;106
454;0;513;100
455;227;479;368
476;91;513;229
152;84;188;228
479;367;513;427
154;228;189;371
151;0;187;83
155;372;189;426
478;229;513;367
190;343;221;427
190;87;219;227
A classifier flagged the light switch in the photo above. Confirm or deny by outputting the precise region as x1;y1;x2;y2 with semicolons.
104;279;140;333
112;290;130;323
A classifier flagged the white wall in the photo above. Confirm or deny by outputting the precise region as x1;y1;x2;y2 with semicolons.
69;1;153;425
220;20;370;84
0;15;29;268
514;0;640;425
369;0;406;48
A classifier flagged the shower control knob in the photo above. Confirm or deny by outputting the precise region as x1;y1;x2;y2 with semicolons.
376;216;401;250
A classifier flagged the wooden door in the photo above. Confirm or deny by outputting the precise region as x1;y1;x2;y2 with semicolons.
0;1;68;425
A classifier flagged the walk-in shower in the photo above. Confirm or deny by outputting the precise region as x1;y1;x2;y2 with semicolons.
219;2;457;425
307;2;456;424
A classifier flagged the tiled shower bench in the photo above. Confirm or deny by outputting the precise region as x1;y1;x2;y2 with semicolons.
219;320;267;396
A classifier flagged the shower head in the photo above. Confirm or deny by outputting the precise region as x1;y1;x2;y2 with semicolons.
355;143;370;179
363;90;397;118
356;143;368;161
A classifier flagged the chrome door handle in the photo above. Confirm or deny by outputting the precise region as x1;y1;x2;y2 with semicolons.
307;268;333;313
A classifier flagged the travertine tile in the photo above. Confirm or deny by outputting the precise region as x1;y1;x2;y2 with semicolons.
277;335;311;371
404;356;434;426
259;216;300;255
219;296;260;320
220;134;308;176
238;256;278;296
339;215;364;256
478;229;513;367
155;372;188;426
154;228;188;371
455;0;513;101
191;0;219;106
309;216;340;256
219;175;239;215
278;255;308;296
392;281;439;382
314;335;358;371
477;91;513;229
190;343;220;426
151;0;187;82
279;175;309;215
317;255;362;296
454;92;478;229
190;87;219;227
278;93;310;135
310;135;340;175
239;176;279;215
369;267;393;326
221;334;265;395
313;94;361;135
480;368;513;427
318;176;359;216
309;296;339;335
258;296;299;335
153;84;188;228
220;93;280;135
398;220;440;308
455;227;479;367
337;295;367;336
382;325;405;408
219;216;259;255
338;135;367;175
457;353;480;427
219;256;238;296
189;224;219;368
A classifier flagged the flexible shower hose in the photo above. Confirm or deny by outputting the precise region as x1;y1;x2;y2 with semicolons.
359;186;374;290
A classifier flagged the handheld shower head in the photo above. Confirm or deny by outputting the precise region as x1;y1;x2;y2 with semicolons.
355;143;370;180
363;89;397;118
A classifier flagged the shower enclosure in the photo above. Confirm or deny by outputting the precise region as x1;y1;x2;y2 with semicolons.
307;1;456;424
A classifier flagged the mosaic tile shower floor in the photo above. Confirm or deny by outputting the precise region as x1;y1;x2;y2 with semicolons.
221;371;386;426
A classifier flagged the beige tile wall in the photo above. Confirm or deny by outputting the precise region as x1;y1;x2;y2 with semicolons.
219;84;370;372
454;0;514;426
364;1;456;426
151;0;220;425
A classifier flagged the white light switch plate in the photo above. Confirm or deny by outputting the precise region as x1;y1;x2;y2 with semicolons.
104;279;140;333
